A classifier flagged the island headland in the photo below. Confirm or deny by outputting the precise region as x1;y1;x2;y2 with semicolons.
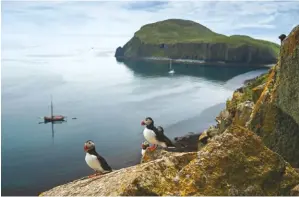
115;19;280;66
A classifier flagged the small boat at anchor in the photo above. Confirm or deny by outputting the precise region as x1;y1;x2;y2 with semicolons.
43;96;66;123
44;115;65;122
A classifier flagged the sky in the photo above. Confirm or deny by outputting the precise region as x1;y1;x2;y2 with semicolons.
1;0;299;55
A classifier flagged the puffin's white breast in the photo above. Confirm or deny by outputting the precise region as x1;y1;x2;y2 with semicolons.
143;128;158;144
85;153;104;172
141;149;146;156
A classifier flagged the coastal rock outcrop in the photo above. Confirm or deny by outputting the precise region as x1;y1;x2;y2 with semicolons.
141;132;201;163
221;25;299;167
291;184;299;196
115;19;280;65
114;46;124;59
42;125;299;196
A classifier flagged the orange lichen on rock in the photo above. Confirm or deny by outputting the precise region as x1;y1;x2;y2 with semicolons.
281;26;299;57
177;125;299;196
252;66;276;117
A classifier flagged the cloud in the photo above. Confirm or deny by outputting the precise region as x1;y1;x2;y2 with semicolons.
2;0;299;53
122;1;168;11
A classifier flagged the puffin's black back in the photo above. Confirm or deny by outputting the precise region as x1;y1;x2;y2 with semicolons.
148;125;175;147
88;149;112;171
96;154;112;171
155;131;175;147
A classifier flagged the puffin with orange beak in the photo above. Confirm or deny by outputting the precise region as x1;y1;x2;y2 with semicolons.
141;141;150;156
84;140;112;178
141;117;175;151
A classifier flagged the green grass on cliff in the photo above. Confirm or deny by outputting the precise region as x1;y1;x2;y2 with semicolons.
134;19;280;54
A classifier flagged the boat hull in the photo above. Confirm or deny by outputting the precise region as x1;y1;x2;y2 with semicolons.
44;115;65;122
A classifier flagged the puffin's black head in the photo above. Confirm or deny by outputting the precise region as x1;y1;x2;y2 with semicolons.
141;141;150;150
84;140;95;152
141;117;154;126
157;126;164;133
278;34;286;42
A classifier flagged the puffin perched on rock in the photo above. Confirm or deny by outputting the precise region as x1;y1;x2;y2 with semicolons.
141;117;175;151
141;141;150;156
84;140;112;178
279;34;287;43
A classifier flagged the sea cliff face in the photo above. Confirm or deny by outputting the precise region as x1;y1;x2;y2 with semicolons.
42;25;299;195
115;19;280;65
116;37;278;64
224;25;299;167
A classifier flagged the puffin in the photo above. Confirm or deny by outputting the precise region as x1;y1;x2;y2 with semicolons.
141;141;150;156
84;140;112;178
141;117;175;151
278;34;286;43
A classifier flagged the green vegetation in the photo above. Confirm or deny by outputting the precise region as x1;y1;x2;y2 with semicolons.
135;19;216;44
134;19;280;55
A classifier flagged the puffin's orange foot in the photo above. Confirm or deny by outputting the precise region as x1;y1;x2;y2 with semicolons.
88;173;101;178
147;144;157;151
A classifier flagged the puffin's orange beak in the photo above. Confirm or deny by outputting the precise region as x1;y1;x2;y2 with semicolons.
141;121;145;126
84;145;88;152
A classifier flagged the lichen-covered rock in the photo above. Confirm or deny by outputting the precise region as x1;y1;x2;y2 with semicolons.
252;83;266;103
206;126;219;138
215;109;232;134
198;130;209;150
197;109;233;151
173;132;201;152
247;25;299;167
276;25;299;125
291;184;299;196
141;132;201;164
234;101;254;127
197;126;220;151
177;125;299;196
141;148;174;164
41;152;197;196
224;25;299;167
42;125;299;196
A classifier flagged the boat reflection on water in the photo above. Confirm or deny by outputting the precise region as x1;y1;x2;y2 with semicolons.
39;120;67;143
38;95;68;142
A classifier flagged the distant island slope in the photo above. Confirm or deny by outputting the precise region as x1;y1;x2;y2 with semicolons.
115;19;280;65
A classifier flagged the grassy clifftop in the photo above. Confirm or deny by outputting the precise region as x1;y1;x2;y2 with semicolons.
134;19;217;44
135;19;279;52
115;19;280;64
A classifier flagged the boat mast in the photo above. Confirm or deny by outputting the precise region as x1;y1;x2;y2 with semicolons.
50;95;53;118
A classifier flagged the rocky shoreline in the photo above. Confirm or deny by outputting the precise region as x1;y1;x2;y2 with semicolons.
117;56;275;67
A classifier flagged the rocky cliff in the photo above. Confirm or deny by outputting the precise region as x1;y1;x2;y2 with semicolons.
41;125;299;196
115;19;280;65
41;25;299;196
222;25;299;167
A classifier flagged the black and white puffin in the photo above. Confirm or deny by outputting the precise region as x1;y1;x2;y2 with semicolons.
84;140;112;178
141;141;150;156
141;117;175;151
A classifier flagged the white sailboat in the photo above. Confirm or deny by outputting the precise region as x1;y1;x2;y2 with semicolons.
168;59;175;74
